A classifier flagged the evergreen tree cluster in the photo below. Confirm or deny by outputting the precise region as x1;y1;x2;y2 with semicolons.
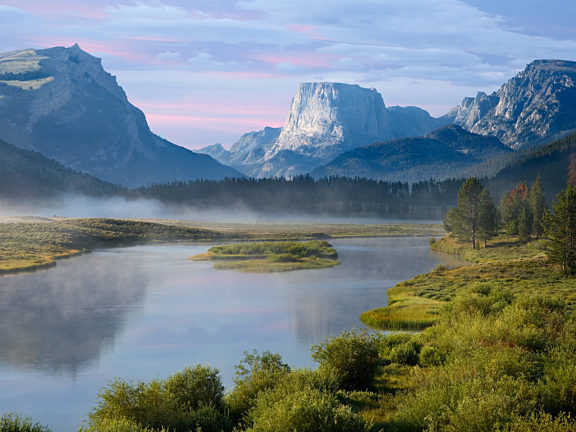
499;176;547;242
133;176;463;219
442;178;498;248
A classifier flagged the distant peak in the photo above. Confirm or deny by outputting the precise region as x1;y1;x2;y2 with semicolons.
525;59;576;72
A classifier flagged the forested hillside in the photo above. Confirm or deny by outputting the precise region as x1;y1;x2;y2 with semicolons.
0;139;121;199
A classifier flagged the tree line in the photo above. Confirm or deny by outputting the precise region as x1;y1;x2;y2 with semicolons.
444;172;576;274
132;176;464;219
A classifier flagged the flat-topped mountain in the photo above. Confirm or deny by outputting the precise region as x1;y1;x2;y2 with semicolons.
0;45;242;186
200;82;446;178
446;60;576;149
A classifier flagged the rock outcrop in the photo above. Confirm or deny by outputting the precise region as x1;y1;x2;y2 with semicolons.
445;60;576;149
204;82;446;178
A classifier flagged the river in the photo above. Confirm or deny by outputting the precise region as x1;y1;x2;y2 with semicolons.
0;237;450;431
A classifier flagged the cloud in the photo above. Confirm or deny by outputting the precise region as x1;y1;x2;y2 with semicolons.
1;0;576;145
156;50;182;60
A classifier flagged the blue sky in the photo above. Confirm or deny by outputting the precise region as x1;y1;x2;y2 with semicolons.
1;0;575;149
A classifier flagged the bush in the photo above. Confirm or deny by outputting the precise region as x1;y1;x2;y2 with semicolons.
226;351;290;423
87;365;230;432
246;387;368;432
378;333;422;366
311;330;379;391
0;414;50;432
164;365;225;410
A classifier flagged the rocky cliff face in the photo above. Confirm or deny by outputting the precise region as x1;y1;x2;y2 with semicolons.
268;83;389;161
0;45;241;186
207;82;446;178
446;60;576;149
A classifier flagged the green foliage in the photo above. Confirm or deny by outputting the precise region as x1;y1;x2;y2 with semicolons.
501;412;576;432
544;185;576;274
500;182;530;237
477;188;500;247
529;175;547;237
245;386;368;432
79;416;152;432
444;177;495;248
87;365;230;432
311;330;380;391
226;351;290;423
0;414;50;432
197;240;339;272
378;333;422;366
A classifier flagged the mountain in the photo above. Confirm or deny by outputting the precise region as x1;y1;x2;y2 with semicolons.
0;45;242;186
484;130;576;202
203;82;447;178
198;127;282;177
0;138;121;199
311;125;511;182
446;60;576;149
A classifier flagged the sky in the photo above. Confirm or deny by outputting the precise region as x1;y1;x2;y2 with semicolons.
1;0;575;150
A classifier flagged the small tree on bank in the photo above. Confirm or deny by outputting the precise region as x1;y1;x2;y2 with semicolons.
529;175;546;238
444;178;497;249
543;185;576;275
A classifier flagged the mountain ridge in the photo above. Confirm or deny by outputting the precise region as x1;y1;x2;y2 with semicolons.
446;59;576;149
0;45;243;186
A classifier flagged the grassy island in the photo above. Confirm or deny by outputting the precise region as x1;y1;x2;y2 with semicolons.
190;240;339;273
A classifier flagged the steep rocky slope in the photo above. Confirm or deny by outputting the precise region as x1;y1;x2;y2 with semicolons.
446;60;576;149
0;45;242;186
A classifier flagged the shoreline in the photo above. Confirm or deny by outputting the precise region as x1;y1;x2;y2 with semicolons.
0;217;443;276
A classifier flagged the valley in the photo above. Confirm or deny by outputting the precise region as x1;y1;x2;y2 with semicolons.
0;20;575;432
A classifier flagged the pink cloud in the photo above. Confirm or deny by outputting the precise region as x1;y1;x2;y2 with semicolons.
136;100;287;118
146;113;283;131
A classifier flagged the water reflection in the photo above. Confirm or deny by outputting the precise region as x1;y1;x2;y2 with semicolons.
0;237;448;431
0;253;146;375
285;237;441;344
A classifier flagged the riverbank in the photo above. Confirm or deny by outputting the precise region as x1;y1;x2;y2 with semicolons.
361;235;573;330
0;217;442;275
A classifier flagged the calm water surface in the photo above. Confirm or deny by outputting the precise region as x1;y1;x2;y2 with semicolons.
0;237;448;431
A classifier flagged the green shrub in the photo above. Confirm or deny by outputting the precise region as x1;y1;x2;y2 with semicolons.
164;365;225;410
266;253;299;263
87;365;230;432
0;414;50;432
246;387;368;432
418;344;444;367
79;416;152;432
378;333;423;366
500;412;576;432
311;330;379;391
226;351;290;423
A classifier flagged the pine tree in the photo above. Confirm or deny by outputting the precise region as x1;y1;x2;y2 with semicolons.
517;207;532;243
543;185;576;274
443;177;485;249
529;175;546;237
500;182;529;236
477;188;499;248
568;153;576;187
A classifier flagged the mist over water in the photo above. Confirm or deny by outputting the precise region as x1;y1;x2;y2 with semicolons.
0;196;441;223
0;237;447;431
